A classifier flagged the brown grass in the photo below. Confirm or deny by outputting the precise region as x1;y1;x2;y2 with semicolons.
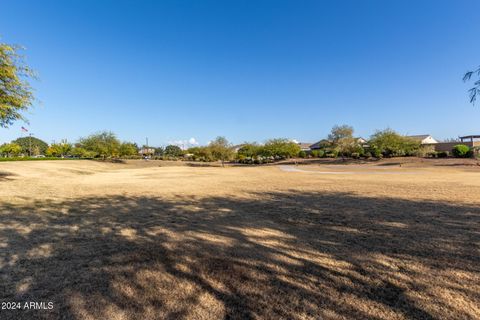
0;160;479;319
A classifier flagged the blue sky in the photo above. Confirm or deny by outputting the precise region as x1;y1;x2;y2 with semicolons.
1;0;479;146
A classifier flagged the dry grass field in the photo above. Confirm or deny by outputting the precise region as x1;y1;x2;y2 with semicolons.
1;159;479;319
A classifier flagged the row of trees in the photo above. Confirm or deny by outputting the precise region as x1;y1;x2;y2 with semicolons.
303;125;422;159
0;132;140;159
1;126;476;162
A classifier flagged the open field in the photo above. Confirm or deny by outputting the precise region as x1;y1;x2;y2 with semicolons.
1;159;479;319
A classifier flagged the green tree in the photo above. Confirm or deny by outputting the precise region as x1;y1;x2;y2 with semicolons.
154;147;164;157
237;143;261;158
11;136;48;155
46;140;72;157
164;145;183;158
328;125;360;159
0;43;35;127
0;142;22;157
77;131;120;158
463;66;480;104
209;136;234;166
369;129;420;157
187;146;214;162
119;142;138;157
71;147;90;158
262;139;301;159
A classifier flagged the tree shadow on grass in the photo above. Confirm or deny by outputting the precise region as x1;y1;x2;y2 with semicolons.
0;171;15;181
0;191;479;319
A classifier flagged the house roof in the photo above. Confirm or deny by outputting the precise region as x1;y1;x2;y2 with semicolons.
297;142;313;149
459;135;480;139
309;139;331;149
406;134;431;141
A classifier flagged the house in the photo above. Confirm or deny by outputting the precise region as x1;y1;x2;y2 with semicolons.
406;135;438;145
356;137;367;144
309;139;331;150
138;147;155;156
297;142;313;151
310;137;367;150
232;144;247;152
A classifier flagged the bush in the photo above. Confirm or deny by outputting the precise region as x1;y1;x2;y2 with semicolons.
437;151;449;158
416;145;435;157
351;152;360;159
318;150;325;158
311;150;320;158
298;150;307;158
368;146;382;158
325;150;338;158
452;145;472;158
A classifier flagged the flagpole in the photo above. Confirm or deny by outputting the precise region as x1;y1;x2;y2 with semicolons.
29;133;32;157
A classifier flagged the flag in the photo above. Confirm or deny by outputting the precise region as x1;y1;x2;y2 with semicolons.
21;126;28;132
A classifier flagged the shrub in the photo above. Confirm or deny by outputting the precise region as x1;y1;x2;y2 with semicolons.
298;150;307;158
452;144;472;158
437;151;449;158
325;150;338;158
351;152;360;159
368;146;382;158
311;150;320;158
416;145;435;157
318;150;325;158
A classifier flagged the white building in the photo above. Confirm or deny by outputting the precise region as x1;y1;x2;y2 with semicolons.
406;135;438;145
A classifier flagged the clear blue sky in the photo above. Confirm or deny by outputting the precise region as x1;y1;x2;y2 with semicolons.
1;0;479;146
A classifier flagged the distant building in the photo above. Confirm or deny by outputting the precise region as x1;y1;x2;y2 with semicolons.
139;148;155;156
434;136;480;153
310;137;367;150
356;137;367;144
232;144;247;152
406;135;438;145
459;135;480;147
309;139;331;150
297;142;313;151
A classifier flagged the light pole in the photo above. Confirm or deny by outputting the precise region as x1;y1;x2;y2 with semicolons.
28;133;34;157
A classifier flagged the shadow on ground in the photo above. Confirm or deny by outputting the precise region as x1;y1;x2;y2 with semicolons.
1;191;479;319
0;171;15;181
